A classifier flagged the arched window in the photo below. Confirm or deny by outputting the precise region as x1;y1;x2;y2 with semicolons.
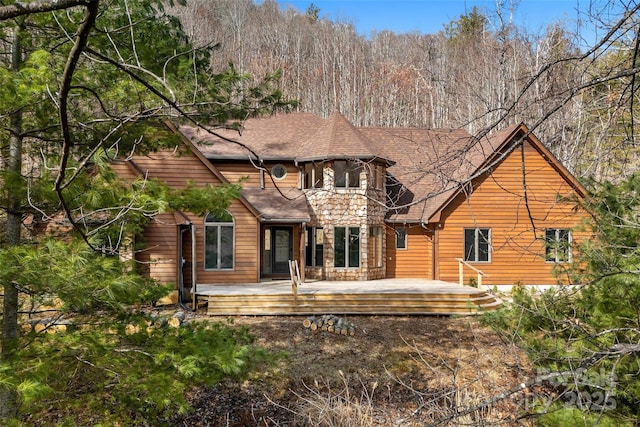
204;211;234;270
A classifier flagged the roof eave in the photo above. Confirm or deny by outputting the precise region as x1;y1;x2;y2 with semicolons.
203;155;297;162
384;218;426;224
295;155;395;165
259;217;311;223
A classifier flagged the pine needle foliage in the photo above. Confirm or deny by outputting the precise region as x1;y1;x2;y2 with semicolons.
484;173;640;425
0;0;293;421
12;317;267;426
0;241;272;425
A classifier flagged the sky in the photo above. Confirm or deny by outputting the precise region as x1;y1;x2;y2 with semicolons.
274;0;586;38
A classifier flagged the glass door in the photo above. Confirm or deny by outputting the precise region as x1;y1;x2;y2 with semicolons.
272;227;293;274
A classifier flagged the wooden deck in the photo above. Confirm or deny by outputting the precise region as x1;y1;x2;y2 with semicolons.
195;278;501;316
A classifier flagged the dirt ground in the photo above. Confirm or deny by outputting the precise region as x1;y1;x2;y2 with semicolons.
174;315;536;427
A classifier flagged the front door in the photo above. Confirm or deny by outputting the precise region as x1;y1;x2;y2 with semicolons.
272;227;293;274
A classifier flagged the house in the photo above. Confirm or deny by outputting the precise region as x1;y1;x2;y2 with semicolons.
111;112;587;293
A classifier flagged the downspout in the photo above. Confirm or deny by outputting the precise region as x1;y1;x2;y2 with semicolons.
300;222;306;283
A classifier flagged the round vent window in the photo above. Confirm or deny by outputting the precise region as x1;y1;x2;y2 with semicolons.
271;164;287;180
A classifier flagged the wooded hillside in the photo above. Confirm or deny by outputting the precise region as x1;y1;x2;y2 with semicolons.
168;0;640;181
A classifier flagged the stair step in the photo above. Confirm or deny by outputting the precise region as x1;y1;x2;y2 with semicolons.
201;291;501;316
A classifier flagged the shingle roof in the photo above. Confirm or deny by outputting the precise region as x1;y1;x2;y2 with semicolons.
177;113;556;224
242;188;310;223
179;112;325;160
359;127;479;222
297;111;388;162
180;111;391;164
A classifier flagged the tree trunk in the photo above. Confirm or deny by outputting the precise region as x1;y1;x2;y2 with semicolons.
1;23;24;421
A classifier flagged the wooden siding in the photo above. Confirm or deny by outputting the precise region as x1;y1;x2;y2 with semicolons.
136;212;180;285
121;147;260;285
110;161;138;181
129;147;223;188
386;225;433;279
436;141;587;286
215;161;300;189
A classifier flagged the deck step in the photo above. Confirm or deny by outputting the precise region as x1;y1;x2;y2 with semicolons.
199;290;501;316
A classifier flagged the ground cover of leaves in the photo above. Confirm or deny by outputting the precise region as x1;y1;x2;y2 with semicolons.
174;315;536;426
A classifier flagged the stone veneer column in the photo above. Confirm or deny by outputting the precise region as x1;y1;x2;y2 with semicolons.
304;162;387;281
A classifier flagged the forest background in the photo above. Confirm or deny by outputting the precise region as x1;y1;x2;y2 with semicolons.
169;0;637;181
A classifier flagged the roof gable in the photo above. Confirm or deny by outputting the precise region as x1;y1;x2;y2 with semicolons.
165;121;311;222
160;121;261;219
426;123;587;223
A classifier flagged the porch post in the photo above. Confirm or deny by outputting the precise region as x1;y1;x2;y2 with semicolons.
300;222;306;283
191;224;197;310
432;226;439;280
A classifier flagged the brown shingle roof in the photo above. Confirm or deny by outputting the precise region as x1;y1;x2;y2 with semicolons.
242;188;310;222
180;111;392;163
179;112;325;160
177;114;564;224
297;111;389;162
359;127;478;222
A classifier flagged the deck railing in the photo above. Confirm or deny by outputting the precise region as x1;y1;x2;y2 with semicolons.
455;258;489;289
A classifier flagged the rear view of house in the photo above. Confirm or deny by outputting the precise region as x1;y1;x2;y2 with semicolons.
113;112;587;292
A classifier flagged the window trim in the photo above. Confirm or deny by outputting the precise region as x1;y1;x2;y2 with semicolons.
204;210;235;271
334;160;363;189
370;226;383;268
305;226;324;267
271;164;287;181
395;227;408;250
302;162;324;189
464;227;491;263
545;228;572;263
334;226;361;269
370;164;384;190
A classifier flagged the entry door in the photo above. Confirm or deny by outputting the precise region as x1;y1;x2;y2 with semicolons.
272;227;293;274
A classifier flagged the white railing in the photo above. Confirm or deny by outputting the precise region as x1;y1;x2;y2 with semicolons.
455;258;489;288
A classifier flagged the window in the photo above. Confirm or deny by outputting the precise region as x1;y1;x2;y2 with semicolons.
396;227;407;249
370;226;383;267
334;160;363;189
545;228;571;263
204;211;234;270
305;227;324;267
464;228;491;262
334;226;360;268
303;163;324;189
271;164;287;180
370;164;384;190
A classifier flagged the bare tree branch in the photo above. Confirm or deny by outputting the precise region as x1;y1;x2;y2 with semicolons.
53;0;99;249
0;0;94;21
